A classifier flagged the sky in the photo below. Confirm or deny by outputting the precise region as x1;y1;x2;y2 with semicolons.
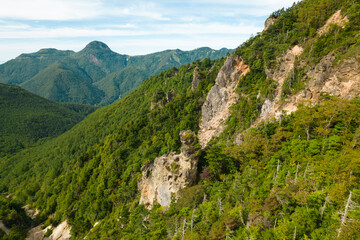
0;0;297;63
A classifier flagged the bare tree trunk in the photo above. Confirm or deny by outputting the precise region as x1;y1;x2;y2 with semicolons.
338;191;353;238
303;162;309;179
190;209;195;232
320;196;329;221
275;159;281;184
274;218;277;229
182;218;187;239
175;218;178;234
305;127;310;141
219;198;223;217
239;210;246;226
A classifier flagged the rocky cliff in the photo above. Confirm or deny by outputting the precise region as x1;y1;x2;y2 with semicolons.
252;9;359;126
26;221;71;240
317;10;349;36
263;17;277;32
256;49;360;125
199;56;249;148
138;130;200;209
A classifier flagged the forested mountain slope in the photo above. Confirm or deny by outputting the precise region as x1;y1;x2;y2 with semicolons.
1;0;360;239
0;42;231;106
0;49;74;85
0;83;96;156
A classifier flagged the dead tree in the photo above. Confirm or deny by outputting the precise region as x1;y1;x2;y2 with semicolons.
181;218;187;239
337;191;359;238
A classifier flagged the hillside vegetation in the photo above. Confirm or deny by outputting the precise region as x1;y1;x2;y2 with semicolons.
1;0;360;239
0;83;96;156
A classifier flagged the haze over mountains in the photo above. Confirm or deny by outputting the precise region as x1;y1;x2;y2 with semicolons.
0;41;231;106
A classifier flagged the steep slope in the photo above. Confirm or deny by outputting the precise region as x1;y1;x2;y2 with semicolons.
97;47;232;105
20;60;105;105
1;0;360;239
0;196;32;239
71;41;128;82
94;66;147;105
0;83;96;156
0;57;223;238
199;56;249;147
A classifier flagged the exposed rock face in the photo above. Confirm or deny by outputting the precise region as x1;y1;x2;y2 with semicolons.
317;10;349;36
47;221;71;240
26;225;51;240
139;130;199;209
27;221;71;240
166;90;175;103
23;205;39;220
305;54;360;100
253;10;354;125
192;67;201;90
263;17;277;32
150;101;163;110
254;45;304;125
0;220;10;235
255;47;360;126
199;56;249;148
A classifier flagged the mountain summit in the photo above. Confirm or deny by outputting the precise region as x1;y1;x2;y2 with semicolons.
82;41;112;52
0;42;232;105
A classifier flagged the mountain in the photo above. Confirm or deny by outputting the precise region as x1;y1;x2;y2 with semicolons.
96;47;231;105
0;42;232;106
20;60;106;105
0;49;74;85
1;0;360;239
0;83;96;156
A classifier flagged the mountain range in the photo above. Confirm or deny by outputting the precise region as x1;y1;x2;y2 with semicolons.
1;0;360;239
0;42;231;106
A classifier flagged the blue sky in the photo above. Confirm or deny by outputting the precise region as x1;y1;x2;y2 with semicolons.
0;0;296;63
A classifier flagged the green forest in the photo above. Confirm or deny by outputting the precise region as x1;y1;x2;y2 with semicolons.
0;83;96;156
1;0;360;239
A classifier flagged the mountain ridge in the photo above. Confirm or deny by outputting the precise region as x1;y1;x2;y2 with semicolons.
0;42;232;106
1;0;360;239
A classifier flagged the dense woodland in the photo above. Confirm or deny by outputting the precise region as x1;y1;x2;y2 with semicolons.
0;84;96;156
1;0;360;239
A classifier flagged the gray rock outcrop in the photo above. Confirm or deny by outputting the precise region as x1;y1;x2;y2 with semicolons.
198;56;249;148
138;130;200;209
253;47;360;127
191;67;201;90
263;17;277;32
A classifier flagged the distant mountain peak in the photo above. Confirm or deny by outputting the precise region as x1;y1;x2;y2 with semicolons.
83;41;112;52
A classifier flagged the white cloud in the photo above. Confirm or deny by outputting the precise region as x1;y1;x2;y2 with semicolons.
0;22;261;39
0;0;300;63
0;0;103;20
193;0;296;7
0;0;169;21
112;2;170;21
